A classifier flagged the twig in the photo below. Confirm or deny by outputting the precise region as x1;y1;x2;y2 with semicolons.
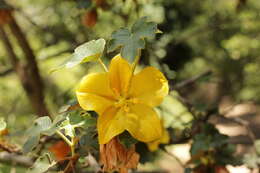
0;68;13;77
216;115;256;144
172;70;212;90
161;148;185;168
0;152;33;167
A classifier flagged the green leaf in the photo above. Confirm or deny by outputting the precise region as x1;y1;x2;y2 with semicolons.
79;132;98;149
60;119;75;138
119;131;138;149
27;154;56;173
23;115;65;153
50;38;106;73
82;116;96;129
108;17;159;62
42;114;65;136
131;16;158;38
34;116;52;132
66;38;106;68
23;135;40;154
27;116;52;137
0;117;7;131
68;110;96;129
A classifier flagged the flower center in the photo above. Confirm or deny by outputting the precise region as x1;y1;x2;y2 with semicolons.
114;97;139;112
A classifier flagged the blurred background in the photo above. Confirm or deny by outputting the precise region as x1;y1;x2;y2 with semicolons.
0;0;260;172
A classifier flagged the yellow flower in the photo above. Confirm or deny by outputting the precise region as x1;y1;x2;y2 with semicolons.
146;125;170;151
76;55;169;144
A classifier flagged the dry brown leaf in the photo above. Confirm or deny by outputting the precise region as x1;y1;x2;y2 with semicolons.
0;128;8;136
100;137;140;173
0;139;20;153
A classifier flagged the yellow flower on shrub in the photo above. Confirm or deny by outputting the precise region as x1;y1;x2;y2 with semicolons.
76;54;169;144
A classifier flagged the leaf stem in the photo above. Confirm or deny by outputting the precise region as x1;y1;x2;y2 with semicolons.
132;49;141;72
71;137;76;157
55;130;72;146
124;49;141;96
98;58;108;72
161;148;185;168
45;153;52;164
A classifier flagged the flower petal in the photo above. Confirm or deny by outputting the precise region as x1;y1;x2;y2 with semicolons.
125;104;162;142
109;54;132;97
129;67;169;107
76;73;115;115
98;107;125;144
147;128;170;151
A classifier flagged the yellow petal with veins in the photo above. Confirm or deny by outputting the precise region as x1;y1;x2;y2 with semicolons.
76;73;115;115
109;55;132;97
129;67;169;107
98;106;125;144
125;104;162;142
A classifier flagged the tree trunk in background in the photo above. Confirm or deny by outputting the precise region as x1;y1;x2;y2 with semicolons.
0;13;49;116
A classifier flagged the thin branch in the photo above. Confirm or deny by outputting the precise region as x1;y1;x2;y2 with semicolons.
172;70;212;90
0;68;13;77
0;152;33;167
161;148;185;168
216;115;256;145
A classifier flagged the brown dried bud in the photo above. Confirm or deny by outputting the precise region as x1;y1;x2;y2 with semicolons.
81;9;97;28
0;10;12;26
100;137;140;173
49;140;71;161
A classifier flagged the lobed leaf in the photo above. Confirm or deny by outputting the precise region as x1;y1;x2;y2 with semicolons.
23;135;40;154
26;116;52;137
131;16;158;38
66;38;106;68
60;119;76;138
50;38;106;73
107;17;159;62
23;115;65;153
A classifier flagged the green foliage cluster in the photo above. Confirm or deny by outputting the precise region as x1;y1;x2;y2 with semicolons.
24;109;98;172
0;0;260;172
190;123;240;166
